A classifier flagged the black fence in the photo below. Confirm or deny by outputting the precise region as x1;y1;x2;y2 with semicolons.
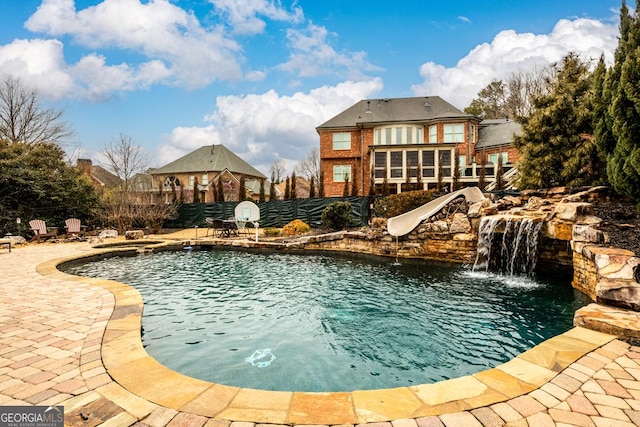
164;196;374;229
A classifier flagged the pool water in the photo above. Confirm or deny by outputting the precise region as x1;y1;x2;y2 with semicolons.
65;249;586;392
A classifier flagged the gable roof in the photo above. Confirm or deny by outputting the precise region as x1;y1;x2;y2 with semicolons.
316;96;475;129
152;145;266;179
91;165;122;188
476;119;523;149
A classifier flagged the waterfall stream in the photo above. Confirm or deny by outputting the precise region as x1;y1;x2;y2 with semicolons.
473;216;544;276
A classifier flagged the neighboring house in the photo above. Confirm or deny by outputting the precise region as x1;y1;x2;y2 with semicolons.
76;159;121;189
150;144;274;203
275;175;312;199
316;96;521;196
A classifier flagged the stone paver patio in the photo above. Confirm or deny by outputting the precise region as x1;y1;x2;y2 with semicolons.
2;241;640;426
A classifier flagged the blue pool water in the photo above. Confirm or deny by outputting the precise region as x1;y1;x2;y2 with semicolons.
64;249;586;392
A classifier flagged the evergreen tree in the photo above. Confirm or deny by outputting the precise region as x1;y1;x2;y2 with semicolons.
318;170;325;197
269;172;277;200
290;171;297;199
477;153;487;190
495;154;505;191
284;176;290;199
368;171;376;196
436;153;444;193
382;167;389;195
238;175;247;201
309;176;316;198
259;179;266;202
192;177;200;203
513;53;596;188
351;169;358;196
343;175;350;197
452;148;461;191
607;1;640;202
216;178;224;202
416;162;423;190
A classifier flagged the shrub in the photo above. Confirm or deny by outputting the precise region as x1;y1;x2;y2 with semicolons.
371;217;387;229
281;219;311;236
373;190;439;218
263;227;281;237
321;201;354;230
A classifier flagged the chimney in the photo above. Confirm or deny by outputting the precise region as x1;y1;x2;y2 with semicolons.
77;159;93;176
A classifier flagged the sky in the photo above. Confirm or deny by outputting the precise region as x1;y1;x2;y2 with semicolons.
0;0;624;176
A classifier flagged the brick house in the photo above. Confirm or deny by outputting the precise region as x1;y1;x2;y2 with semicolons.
316;97;520;196
150;145;274;203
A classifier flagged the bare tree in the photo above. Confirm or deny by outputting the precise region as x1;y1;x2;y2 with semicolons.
0;75;73;145
101;134;150;193
269;158;287;184
294;147;321;185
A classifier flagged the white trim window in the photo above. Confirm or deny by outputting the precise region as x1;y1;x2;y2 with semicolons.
333;165;351;182
443;124;464;143
333;132;351;150
489;152;508;164
374;125;425;145
201;174;209;185
429;125;438;143
189;175;195;186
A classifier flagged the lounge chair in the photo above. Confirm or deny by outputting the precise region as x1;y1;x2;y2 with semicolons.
65;218;87;238
29;220;58;243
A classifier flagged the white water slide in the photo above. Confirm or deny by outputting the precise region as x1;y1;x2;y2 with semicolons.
386;187;486;237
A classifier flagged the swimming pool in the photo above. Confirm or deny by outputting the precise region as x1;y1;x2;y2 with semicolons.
64;249;586;392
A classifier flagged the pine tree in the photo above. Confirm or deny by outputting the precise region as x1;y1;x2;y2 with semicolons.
269;172;277;200
513;53;596;189
238;175;247;201
259;179;266;202
290;171;297;199
382;167;389;196
343;175;350;197
309;176;316;198
477;153;487;190
318;170;325;197
495;154;504;191
216;178;224;202
452;148;461;191
436;153;444;193
284;176;290;199
192;177;200;203
351;169;358;196
607;1;640;202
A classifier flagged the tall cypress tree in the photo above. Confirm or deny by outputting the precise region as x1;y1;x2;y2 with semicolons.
269;171;277;200
290;171;297;199
259;179;266;202
607;1;640;202
309;176;316;198
284;176;290;199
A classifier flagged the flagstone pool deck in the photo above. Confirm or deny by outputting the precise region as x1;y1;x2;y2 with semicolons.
3;242;640;426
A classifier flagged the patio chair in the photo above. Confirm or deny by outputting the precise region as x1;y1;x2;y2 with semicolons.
29;220;58;243
0;238;11;252
205;218;224;237
65;218;87;238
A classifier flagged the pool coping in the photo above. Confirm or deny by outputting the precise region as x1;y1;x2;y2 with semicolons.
39;248;618;424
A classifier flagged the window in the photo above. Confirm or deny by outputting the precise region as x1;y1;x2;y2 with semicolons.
406;151;418;177
374;125;423;145
443;124;464;143
333;133;351;150
439;150;452;177
422;150;435;177
163;176;180;187
333;165;351;182
374;152;387;178
489;152;508;164
189;175;195;187
202;174;208;185
429;125;437;143
470;124;476;143
390;152;403;178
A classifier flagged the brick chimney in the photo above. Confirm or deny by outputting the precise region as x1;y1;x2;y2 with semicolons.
77;159;93;176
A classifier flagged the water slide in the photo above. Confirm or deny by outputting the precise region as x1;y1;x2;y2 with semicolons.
386;187;486;237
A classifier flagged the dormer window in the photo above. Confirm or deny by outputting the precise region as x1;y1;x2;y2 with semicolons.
374;125;424;145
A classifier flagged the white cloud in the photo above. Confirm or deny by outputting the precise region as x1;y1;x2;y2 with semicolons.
278;23;383;80
211;0;304;35
25;0;243;88
155;78;384;173
412;17;618;108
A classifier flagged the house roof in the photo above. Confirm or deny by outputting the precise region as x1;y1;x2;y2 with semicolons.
476;119;523;149
152;145;266;179
316;96;476;129
91;165;121;188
